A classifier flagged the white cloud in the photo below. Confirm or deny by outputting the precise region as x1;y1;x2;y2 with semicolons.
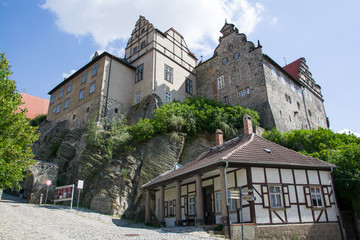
41;0;264;59
338;129;360;138
62;69;76;79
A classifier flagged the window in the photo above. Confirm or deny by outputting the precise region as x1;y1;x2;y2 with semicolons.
133;46;138;54
239;87;250;98
56;103;61;114
185;78;193;95
305;186;330;208
269;186;283;208
91;63;97;77
82;71;88;83
228;44;233;51
164;64;173;83
114;108;118;114
280;73;285;84
227;190;237;211
135;64;143;82
308;109;312;117
297;102;301;110
224;96;229;104
215;192;221;212
79;88;85;100
271;65;277;78
50;93;56;104
234;52;239;59
285;94;292;104
168;200;175;216
53;106;56;113
64;98;69;109
89;82;95;94
135;91;141;104
59;87;64;99
141;41;146;49
165;92;171;102
217;75;225;89
222;58;228;65
67;82;72;93
188;196;196;215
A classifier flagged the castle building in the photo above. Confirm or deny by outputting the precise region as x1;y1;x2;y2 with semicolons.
46;16;197;128
195;22;328;132
46;16;328;133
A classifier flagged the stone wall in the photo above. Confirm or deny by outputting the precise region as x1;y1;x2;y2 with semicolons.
231;223;342;240
26;160;59;204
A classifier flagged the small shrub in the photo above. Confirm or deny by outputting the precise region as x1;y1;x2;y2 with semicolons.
30;114;47;126
120;168;130;179
214;224;224;232
131;118;154;142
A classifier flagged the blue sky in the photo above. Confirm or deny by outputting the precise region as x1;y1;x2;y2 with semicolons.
1;0;359;135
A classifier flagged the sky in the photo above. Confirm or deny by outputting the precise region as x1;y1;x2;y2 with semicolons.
1;0;359;136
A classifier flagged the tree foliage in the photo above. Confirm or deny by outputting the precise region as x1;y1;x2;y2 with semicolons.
0;52;38;190
263;127;360;209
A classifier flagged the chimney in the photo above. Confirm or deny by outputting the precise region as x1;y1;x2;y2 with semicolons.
215;129;224;146
243;114;253;135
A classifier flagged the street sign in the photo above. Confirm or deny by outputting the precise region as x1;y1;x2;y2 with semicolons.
242;195;255;201
77;180;84;189
241;189;253;193
46;180;52;186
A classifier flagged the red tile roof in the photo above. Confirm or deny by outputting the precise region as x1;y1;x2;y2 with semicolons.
143;134;334;189
16;93;49;119
283;58;302;81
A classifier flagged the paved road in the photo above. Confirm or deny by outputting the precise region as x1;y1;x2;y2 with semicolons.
0;194;223;240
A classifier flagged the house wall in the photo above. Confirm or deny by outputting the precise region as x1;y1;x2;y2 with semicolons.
47;56;106;129
154;166;338;228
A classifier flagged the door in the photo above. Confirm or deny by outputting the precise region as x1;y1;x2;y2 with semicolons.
203;187;215;225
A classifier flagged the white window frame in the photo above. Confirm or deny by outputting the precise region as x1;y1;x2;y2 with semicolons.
79;88;85;100
227;190;237;211
50;93;56;104
91;63;97;77
164;64;173;83
269;186;283;208
135;64;143;82
217;75;225;89
89;82;95;94
165;91;171;102
188;196;196;215
67;82;72;93
215;191;221;213
59;87;64;99
64;98;70;109
82;71;88;83
135;91;141;104
239;87;250;98
56;103;61;114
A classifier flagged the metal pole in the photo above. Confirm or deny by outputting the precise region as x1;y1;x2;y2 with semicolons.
45;185;49;204
224;160;232;239
70;184;74;210
240;188;244;240
77;189;81;210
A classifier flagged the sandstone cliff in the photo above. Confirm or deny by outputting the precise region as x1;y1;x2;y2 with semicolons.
32;121;214;220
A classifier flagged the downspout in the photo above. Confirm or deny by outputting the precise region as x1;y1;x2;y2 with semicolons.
103;57;113;120
330;166;345;240
224;160;232;239
301;86;312;130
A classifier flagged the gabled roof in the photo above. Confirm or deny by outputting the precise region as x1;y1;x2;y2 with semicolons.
283;58;302;81
16;93;49;119
143;134;334;189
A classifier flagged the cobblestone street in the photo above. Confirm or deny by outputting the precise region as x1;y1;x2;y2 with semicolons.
0;194;223;240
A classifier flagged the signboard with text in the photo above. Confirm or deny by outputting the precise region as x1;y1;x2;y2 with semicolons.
54;184;74;202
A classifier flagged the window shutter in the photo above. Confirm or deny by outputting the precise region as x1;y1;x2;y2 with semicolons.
262;185;269;208
165;201;168;217
304;186;312;208
322;187;331;207
283;185;291;208
184;197;188;216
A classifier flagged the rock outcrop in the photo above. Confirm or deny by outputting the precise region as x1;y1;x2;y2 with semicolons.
32;121;214;219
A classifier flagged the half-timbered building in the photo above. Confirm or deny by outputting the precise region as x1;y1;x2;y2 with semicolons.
143;115;342;239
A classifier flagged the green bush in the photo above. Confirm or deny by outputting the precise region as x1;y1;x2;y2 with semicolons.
130;118;154;142
30;114;47;126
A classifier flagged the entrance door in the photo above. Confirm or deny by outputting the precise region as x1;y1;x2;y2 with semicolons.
203;187;215;225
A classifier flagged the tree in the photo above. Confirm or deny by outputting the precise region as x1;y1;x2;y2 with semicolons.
0;52;38;196
263;128;360;213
